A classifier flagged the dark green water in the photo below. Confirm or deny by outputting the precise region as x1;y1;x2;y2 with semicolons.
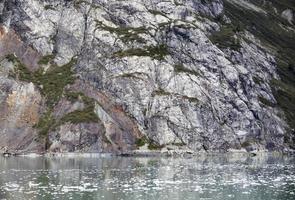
0;154;294;200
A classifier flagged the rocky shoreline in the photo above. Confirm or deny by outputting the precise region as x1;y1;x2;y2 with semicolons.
1;148;294;158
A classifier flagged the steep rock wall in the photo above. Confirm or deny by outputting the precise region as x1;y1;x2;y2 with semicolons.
0;0;294;153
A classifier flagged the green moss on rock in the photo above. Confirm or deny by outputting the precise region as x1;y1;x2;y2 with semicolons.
38;55;55;65
171;142;186;146
174;63;200;76
224;0;295;133
95;20;148;43
10;55;76;108
113;44;169;60
271;79;295;129
209;25;241;51
135;136;148;147
258;96;275;107
59;92;100;125
253;76;263;85
152;88;171;96
6;54;32;81
34;110;55;137
148;142;165;150
59;109;99;125
35;92;100;138
44;5;55;10
6;55;104;147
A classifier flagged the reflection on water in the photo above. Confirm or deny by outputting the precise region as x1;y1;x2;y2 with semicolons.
0;154;294;200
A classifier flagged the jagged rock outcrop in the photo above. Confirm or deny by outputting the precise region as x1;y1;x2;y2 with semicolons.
0;0;294;154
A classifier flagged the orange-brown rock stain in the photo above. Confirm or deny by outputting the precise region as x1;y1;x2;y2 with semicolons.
5;86;41;127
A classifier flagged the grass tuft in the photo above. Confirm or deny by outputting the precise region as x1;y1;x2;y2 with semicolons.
135;136;148;147
95;20;148;43
209;25;242;51
9;55;76;108
114;44;169;60
34;110;55;137
258;96;275;107
59;92;100;125
174;63;200;76
38;55;55;65
148;142;165;150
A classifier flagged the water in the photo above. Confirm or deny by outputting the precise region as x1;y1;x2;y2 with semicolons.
0;154;294;200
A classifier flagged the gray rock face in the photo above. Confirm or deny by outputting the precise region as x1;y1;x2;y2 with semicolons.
0;59;43;152
0;0;294;153
281;9;294;24
48;122;106;153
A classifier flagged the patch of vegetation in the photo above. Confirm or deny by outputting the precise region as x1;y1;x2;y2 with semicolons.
258;96;275;107
148;142;165;150
34;110;55;137
6;55;83;138
116;72;147;80
182;95;199;103
174;63;200;76
222;0;295;150
119;73;137;79
36;59;76;108
74;0;90;8
64;91;83;103
272;61;295;131
148;9;168;18
44;5;55;10
135;135;165;150
38;54;55;65
253;76;263;85
6;55;103;146
59;92;100;125
5;54;18;63
209;24;242;51
250;0;295;15
171;142;186;146
223;0;295;131
9;54;76;108
174;0;184;6
114;48;147;58
152;88;171;96
95;20;148;43
35;92;100;139
114;44;169;60
271;79;295;129
59;108;99;125
135;136;148;147
172;20;197;30
6;54;32;81
241;141;252;148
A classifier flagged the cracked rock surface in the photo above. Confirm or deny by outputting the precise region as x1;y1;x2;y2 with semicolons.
0;0;294;153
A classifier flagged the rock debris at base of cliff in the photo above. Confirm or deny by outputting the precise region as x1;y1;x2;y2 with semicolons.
0;0;294;154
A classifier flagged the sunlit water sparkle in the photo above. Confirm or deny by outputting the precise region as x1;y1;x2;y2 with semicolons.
0;154;294;200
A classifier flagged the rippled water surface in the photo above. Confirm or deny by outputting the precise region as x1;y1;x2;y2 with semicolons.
0;154;294;200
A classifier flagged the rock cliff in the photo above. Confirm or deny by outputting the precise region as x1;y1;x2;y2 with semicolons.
0;0;294;153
